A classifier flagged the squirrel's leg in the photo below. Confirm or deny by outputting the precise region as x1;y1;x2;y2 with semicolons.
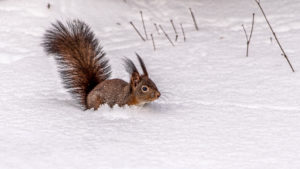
87;91;103;110
93;100;102;110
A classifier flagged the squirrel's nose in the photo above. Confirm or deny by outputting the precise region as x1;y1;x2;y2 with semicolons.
156;91;161;98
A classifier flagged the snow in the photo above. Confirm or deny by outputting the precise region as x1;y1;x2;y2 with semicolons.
1;0;300;168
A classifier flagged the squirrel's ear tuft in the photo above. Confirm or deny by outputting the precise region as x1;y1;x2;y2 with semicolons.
124;57;141;90
123;57;138;75
136;53;148;77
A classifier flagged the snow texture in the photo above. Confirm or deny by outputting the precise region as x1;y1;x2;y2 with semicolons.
1;0;300;169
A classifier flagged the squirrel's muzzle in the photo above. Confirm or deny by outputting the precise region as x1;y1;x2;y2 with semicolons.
155;91;161;99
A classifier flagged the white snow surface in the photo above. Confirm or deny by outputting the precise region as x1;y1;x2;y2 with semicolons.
1;0;300;168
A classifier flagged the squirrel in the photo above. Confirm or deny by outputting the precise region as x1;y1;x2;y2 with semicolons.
42;20;160;110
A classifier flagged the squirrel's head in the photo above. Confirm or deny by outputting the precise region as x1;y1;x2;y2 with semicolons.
124;53;160;105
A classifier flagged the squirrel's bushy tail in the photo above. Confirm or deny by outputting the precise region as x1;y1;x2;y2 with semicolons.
42;20;111;109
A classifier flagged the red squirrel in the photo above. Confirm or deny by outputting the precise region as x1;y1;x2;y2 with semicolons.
42;20;160;110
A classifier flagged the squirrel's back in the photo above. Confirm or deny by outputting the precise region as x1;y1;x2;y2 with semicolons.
42;20;111;109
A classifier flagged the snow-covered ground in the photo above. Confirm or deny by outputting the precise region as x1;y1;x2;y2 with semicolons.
1;0;300;168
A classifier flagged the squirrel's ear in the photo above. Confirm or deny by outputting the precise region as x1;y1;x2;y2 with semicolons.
123;57;141;89
130;71;141;88
136;53;148;77
123;57;138;75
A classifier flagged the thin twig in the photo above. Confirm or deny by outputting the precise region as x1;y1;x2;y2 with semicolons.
242;24;250;57
189;8;199;31
130;21;146;41
151;34;156;51
180;23;186;42
170;19;178;41
241;13;255;57
242;25;248;41
154;23;160;35
159;25;175;47
254;0;295;72
249;13;255;43
140;11;148;40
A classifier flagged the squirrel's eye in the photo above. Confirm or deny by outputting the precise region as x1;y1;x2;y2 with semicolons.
141;86;148;92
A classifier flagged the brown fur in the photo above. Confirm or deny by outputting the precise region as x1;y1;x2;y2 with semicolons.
42;20;160;110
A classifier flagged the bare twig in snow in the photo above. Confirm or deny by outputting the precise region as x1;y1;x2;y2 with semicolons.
189;8;199;31
180;23;186;42
154;23;160;35
130;21;146;41
151;34;156;51
140;11;148;40
254;0;295;72
242;13;255;57
170;19;178;41
159;25;175;47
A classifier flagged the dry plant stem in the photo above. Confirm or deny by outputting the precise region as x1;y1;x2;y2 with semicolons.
154;23;160;35
254;0;295;72
140;11;148;40
242;25;249;56
242;13;255;57
151;34;156;51
159;25;175;47
189;8;199;31
130;21;146;41
180;23;186;42
170;19;178;41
